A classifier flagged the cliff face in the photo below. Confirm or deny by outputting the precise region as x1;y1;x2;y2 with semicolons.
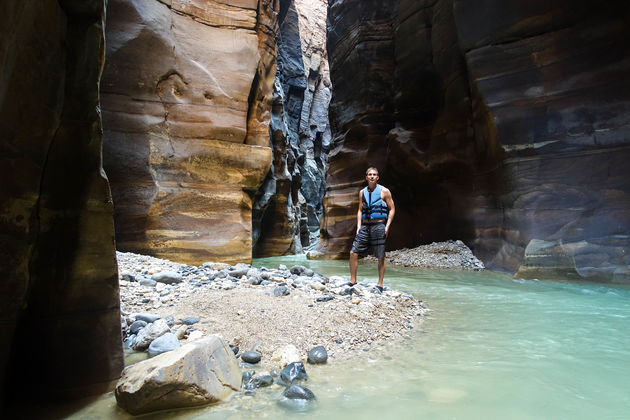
322;0;630;282
253;0;331;256
0;0;122;403
457;0;630;282
102;0;289;264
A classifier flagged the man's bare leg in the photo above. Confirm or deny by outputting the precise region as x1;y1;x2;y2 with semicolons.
377;257;386;287
349;251;359;285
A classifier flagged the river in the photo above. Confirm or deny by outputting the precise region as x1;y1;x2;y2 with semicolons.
65;256;630;419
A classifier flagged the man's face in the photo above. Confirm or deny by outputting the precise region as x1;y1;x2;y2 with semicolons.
366;170;379;183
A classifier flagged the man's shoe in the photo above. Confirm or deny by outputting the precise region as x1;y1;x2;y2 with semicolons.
375;285;383;293
341;281;356;287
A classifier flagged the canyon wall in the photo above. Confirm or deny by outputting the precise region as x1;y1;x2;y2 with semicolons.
0;0;122;405
102;0;290;265
321;0;630;282
253;0;331;256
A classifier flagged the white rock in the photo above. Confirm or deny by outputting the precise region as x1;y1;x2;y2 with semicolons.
188;330;204;341
115;336;240;415
271;344;302;367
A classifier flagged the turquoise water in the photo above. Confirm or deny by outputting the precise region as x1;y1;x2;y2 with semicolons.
66;256;630;419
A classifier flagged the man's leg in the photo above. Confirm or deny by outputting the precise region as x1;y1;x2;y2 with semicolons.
377;257;386;287
349;251;359;285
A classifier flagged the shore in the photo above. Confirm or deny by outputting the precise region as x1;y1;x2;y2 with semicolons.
118;252;428;366
366;240;485;270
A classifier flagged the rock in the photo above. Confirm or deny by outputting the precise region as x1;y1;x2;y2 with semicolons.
230;345;239;355
303;268;314;277
228;268;249;278
272;344;302;367
270;285;290;297
241;351;262;364
203;262;230;271
115;336;241;415
129;320;147;335
138;278;157;287
307;346;328;364
290;265;306;275
182;316;200;325
151;271;183;284
174;325;188;340
310;282;325;291
148;333;181;358
121;273;136;282
282;384;316;400
315;296;334;302
132;318;170;351
134;313;161;324
187;330;204;341
279;362;307;385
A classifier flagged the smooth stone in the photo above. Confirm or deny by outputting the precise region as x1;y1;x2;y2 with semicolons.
187;330;204;341
241;351;262;364
290;265;306;275
230;345;239;355
135;313;161;323
121;273;136;282
139;278;157;287
304;268;314;277
148;333;181;358
279;362;307;385
228;268;249;277
307;346;328;364
316;296;334;302
152;271;183;284
132;318;170;351
283;384;316;400
270;285;290;297
182;316;200;325
129;320;147;335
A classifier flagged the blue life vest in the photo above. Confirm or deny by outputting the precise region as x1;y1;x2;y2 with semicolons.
361;185;389;220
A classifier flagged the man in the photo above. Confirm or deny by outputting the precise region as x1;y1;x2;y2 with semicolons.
347;167;395;292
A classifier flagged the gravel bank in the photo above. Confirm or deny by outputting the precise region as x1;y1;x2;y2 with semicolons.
366;240;485;270
117;252;428;366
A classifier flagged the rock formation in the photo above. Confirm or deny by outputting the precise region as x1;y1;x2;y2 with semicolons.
253;0;331;256
0;0;122;405
102;0;290;265
320;0;630;282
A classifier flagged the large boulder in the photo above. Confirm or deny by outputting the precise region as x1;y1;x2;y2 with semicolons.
115;335;241;415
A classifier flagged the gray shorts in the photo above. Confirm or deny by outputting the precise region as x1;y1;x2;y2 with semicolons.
351;222;386;258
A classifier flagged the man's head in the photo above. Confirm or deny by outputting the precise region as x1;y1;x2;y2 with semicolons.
365;167;379;184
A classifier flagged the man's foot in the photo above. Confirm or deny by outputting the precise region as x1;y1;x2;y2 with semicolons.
342;281;356;287
375;285;383;293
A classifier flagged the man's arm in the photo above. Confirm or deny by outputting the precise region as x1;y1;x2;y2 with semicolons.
383;187;395;236
356;190;363;234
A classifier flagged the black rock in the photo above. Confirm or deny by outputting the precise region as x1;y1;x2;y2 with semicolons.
283;384;316;400
182;316;200;325
129;320;147;335
241;351;262;364
135;313;161;323
334;339;343;344
244;373;274;390
316;296;334;302
230;345;239;355
307;346;328;364
242;370;255;385
280;362;307;385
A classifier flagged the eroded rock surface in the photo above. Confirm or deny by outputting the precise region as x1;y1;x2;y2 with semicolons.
102;0;290;264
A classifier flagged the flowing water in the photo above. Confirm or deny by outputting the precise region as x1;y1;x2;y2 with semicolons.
64;256;630;419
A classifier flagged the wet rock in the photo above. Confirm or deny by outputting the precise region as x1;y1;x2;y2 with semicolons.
152;271;183;284
241;351;262;364
230;345;239;355
279;362;307;385
148;333;181;358
307;346;328;364
115;336;241;415
283;384;316;400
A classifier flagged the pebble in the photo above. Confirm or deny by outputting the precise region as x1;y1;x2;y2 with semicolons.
241;351;262;364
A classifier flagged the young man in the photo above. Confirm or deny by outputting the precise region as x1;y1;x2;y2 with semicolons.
348;167;395;292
